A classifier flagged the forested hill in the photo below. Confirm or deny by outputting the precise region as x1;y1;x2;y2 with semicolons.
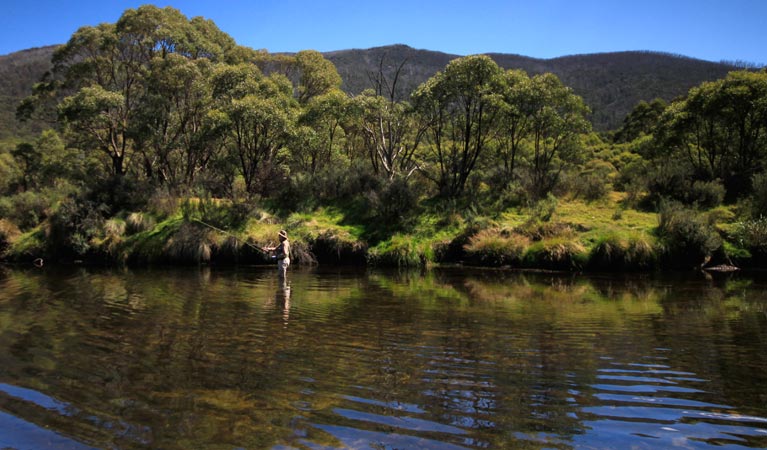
325;45;740;130
0;45;57;140
0;44;740;138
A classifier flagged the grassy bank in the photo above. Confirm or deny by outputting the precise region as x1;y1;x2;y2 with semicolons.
0;191;756;271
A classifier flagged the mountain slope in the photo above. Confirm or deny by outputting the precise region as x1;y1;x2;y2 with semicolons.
0;45;56;140
0;44;740;140
325;45;738;130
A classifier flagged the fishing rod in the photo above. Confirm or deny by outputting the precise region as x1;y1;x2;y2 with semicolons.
192;218;271;255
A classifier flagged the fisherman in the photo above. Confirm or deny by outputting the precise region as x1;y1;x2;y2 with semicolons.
264;230;290;278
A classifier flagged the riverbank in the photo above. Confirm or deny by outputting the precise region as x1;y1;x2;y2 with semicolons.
1;192;762;271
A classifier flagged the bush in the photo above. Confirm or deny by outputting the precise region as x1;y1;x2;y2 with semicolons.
656;200;722;268
571;173;610;201
147;189;179;219
48;197;109;257
688;180;725;208
644;162;693;206
750;172;767;218
531;193;558;222
364;176;421;232
733;216;767;260
181;196;252;231
0;191;51;230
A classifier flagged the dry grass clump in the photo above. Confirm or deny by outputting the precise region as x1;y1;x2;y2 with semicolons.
0;219;21;256
464;228;530;267
524;238;589;270
126;212;156;235
164;223;216;263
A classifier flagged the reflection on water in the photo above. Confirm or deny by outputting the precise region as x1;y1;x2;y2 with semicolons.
0;266;766;449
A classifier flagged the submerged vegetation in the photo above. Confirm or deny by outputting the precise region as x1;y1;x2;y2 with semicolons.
1;5;767;271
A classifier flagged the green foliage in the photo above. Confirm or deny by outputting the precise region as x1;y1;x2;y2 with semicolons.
588;232;657;271
3;9;766;269
733;217;767;259
180;196;252;231
0;191;50;230
613;98;667;143
689;180;726;209
750;172;767;218
656;200;722;268
656;70;767;199
48;197;109;257
530;193;559;222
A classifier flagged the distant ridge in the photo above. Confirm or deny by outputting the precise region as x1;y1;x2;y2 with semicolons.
324;45;740;130
0;44;742;139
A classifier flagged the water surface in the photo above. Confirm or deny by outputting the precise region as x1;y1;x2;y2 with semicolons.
0;266;766;449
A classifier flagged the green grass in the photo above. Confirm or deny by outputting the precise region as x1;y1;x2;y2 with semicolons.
2;190;749;270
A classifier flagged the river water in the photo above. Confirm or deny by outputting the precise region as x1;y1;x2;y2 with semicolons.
0;266;765;449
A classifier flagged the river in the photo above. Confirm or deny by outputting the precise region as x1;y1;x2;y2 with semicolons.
0;266;766;449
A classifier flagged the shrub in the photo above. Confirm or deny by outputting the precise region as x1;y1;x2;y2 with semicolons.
733;216;767;260
656;200;722;268
750;172;767;218
0;191;50;230
364;176;421;231
181;196;251;231
688;180;725;208
531;193;558;222
147;189;179;219
571;173;610;201
464;228;530;266
644;162;693;206
48;197;109;257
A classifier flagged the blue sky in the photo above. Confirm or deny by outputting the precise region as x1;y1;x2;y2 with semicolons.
2;0;766;65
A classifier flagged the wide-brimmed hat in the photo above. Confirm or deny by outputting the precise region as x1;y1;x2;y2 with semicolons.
278;230;288;239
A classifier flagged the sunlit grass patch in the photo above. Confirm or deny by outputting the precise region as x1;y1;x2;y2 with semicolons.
464;228;530;267
524;237;589;270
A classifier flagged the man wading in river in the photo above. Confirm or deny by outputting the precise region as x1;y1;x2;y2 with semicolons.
264;230;290;278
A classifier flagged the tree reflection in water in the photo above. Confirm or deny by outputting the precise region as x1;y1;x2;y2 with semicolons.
0;267;765;449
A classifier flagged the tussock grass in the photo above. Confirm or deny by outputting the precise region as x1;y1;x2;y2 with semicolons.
126;212;155;235
0;219;21;256
368;233;433;267
5;226;46;260
589;231;657;270
524;238;589;270
464;228;530;266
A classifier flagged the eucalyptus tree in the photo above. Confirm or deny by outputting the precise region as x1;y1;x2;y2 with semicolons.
656;70;767;197
413;55;504;198
294;50;343;104
22;5;240;180
350;89;427;180
495;69;534;186
211;64;298;195
132;55;219;188
524;73;591;198
295;89;349;175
